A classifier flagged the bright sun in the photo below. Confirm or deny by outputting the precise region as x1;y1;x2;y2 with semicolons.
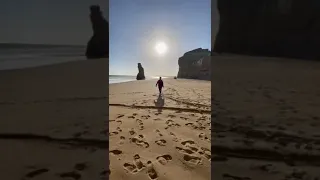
155;42;168;55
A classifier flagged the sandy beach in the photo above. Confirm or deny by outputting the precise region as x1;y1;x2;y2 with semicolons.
212;55;320;179
109;78;211;180
0;59;109;180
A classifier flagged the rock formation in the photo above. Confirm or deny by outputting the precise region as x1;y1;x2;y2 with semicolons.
177;48;211;80
214;0;320;60
136;63;146;80
86;5;109;59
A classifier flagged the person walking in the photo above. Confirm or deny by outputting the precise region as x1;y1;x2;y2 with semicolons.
156;77;164;94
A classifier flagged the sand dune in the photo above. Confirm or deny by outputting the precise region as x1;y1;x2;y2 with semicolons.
0;59;109;180
109;79;211;180
212;55;320;180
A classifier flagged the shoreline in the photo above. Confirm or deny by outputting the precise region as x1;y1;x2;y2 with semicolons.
109;76;174;85
109;77;210;85
0;58;91;72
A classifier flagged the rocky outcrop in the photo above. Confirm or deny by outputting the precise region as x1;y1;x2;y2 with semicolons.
214;0;320;60
177;48;211;80
86;5;109;59
136;63;146;80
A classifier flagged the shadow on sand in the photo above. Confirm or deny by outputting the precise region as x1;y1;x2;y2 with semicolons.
154;94;165;113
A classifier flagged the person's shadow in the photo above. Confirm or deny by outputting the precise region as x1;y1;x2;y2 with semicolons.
154;94;165;113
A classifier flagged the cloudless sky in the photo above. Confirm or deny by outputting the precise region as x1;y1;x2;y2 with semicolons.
110;0;212;76
0;0;109;45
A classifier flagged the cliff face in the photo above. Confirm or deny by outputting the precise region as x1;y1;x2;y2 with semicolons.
136;63;146;80
86;5;109;59
214;0;320;60
177;48;211;80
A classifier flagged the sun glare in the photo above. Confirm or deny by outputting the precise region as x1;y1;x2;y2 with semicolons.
155;42;168;55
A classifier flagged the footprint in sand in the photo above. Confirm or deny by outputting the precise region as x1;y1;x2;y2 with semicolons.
136;119;143;125
123;154;145;174
176;147;195;154
168;114;176;118
155;129;163;137
123;163;138;173
129;128;136;135
176;141;198;154
165;120;180;129
198;116;208;121
155;139;167;146
199;133;210;141
136;119;144;130
25;168;49;178
130;136;149;148
156;154;172;165
181;140;196;146
133;154;145;170
180;117;188;120
176;140;206;164
117;114;124;119
116;120;122;125
183;154;202;165
108;131;119;136
141;115;151;119
58;171;81;180
169;132;179;142
119;136;126;144
110;149;123;155
116;127;122;132
147;161;158;179
185;123;199;129
198;147;211;160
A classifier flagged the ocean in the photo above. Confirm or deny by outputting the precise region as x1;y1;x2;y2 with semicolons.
109;75;137;84
0;43;170;84
0;43;87;71
109;75;170;84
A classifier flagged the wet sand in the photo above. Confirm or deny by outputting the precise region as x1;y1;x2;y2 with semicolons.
212;55;320;180
109;79;211;180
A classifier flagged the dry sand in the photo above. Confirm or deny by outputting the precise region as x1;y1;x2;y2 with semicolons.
0;59;109;180
109;78;211;180
212;55;320;180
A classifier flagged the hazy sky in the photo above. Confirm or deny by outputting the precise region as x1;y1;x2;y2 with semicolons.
0;0;109;45
110;0;212;76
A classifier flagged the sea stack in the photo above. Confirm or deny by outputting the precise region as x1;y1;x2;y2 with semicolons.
214;0;320;60
85;5;109;59
177;48;211;80
136;63;146;80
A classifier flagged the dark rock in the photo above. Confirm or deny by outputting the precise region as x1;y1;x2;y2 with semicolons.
177;48;211;80
136;63;145;80
86;5;109;59
214;0;320;60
